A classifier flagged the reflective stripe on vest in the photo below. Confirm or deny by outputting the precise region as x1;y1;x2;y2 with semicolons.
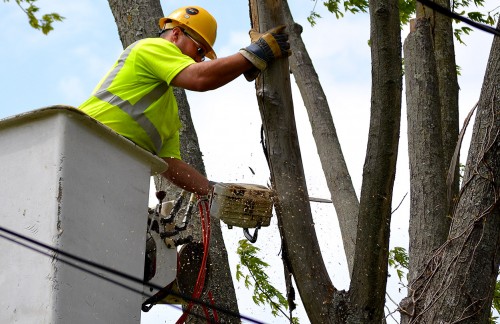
94;42;167;153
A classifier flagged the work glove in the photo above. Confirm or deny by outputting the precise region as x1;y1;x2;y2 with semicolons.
239;25;291;80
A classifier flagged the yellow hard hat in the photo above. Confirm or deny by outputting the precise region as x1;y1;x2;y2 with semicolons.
159;6;217;60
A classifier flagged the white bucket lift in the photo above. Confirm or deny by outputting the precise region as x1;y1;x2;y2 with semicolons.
0;106;166;324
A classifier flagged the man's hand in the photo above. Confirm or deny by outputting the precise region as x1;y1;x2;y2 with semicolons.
239;25;291;73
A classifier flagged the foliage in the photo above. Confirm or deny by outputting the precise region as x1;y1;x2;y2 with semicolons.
236;239;299;323
399;0;416;25
388;246;409;289
307;11;322;27
5;0;64;34
308;0;368;22
306;0;499;44
388;246;500;320
491;280;500;323
453;5;498;43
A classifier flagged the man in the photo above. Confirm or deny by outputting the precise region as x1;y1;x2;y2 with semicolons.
79;6;290;196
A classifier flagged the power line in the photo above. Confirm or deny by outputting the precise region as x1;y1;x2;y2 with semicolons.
0;231;150;297
417;0;500;36
0;225;265;324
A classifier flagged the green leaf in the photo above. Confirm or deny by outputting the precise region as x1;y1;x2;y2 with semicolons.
399;0;416;26
7;0;64;34
468;11;486;22
307;12;321;27
236;239;298;322
388;246;409;284
390;246;409;268
492;279;500;313
397;269;404;281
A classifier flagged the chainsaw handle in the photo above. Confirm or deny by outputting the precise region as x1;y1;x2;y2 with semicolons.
175;193;196;231
243;227;259;243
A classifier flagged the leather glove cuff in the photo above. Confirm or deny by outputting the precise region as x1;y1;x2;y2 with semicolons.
239;47;268;71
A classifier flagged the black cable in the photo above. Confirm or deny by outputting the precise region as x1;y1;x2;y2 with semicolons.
260;124;271;169
0;225;160;289
0;230;215;323
417;0;500;36
0;231;152;298
0;225;265;324
0;229;217;324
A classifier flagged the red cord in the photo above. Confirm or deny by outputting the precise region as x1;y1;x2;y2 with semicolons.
202;304;211;322
176;198;212;324
208;291;219;322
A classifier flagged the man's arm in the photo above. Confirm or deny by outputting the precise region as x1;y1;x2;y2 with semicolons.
171;25;291;91
170;53;253;91
161;157;212;196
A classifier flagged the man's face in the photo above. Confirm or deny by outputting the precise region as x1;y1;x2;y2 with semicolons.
181;29;206;62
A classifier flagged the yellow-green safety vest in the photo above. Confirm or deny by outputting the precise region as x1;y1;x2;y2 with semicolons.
79;37;195;159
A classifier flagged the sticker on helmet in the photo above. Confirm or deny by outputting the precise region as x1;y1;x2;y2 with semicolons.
185;8;199;16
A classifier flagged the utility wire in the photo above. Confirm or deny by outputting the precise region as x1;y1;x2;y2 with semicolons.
0;225;265;324
0;231;150;298
0;230;214;323
417;0;500;36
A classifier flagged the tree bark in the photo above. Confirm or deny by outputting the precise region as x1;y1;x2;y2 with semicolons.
106;1;239;322
400;20;500;323
347;0;402;320
107;0;163;46
403;18;448;285
417;0;460;210
412;0;456;269
248;0;336;322
282;1;359;277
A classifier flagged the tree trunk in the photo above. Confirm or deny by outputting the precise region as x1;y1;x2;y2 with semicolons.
417;0;460;209
400;20;500;323
248;0;336;322
347;0;402;320
282;1;359;277
407;0;456;282
106;1;239;322
107;0;163;46
168;89;240;323
403;18;448;285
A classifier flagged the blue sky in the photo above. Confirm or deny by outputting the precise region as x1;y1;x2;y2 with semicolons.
1;0;497;323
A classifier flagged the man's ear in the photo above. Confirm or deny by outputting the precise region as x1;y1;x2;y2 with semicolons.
171;27;182;38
